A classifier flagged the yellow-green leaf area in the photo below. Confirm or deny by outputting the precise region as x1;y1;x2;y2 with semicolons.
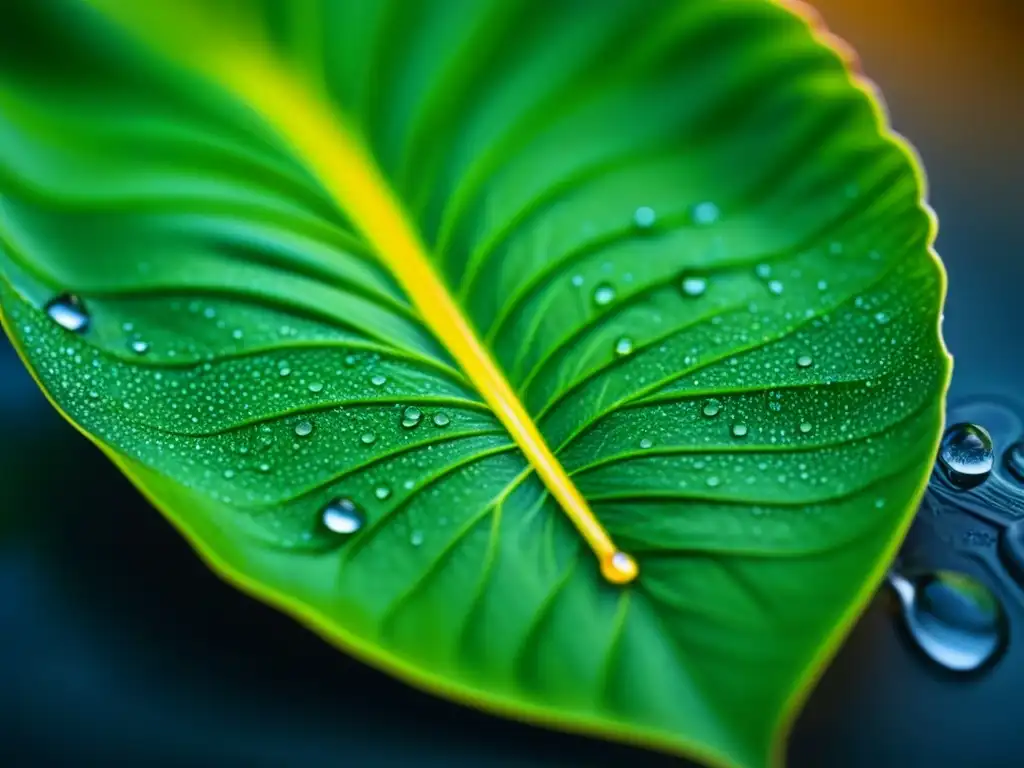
0;2;950;767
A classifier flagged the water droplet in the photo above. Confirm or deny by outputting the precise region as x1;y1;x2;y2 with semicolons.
639;438;653;449
401;406;423;429
796;355;814;369
360;431;377;446
593;284;616;307
939;423;994;489
374;485;391;500
308;382;324;394
706;476;721;488
731;423;749;438
571;274;584;287
130;339;150;355
875;311;891;325
432;412;451;428
1004;441;1024;483
690;201;720;225
223;469;236;480
614;337;634;357
45;294;90;333
601;551;638;584
279;366;292;377
294;420;314;437
410;530;424;547
755;264;772;279
799;421;813;434
887;570;1006;672
633;206;656;230
321;498;365;536
702;399;721;418
817;280;829;291
681;275;708;298
370;374;387;387
767;280;784;296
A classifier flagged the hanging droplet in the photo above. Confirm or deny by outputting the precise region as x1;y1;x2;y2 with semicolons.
360;431;377;446
432;412;451;428
601;551;638;584
1004;441;1024;483
294;420;314;437
321;498;365;536
614;337;634;357
370;374;387;387
130;339;150;355
938;423;995;489
45;294;90;333
633;206;656;230
689;201;720;226
374;485;391;500
731;423;749;438
887;570;1007;673
593;284;616;307
401;406;423;429
680;275;708;298
702;399;721;418
796;355;814;369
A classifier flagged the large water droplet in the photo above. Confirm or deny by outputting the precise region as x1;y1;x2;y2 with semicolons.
321;498;365;536
680;275;708;298
294;420;314;437
702;399;721;418
45;294;90;333
887;570;1006;672
360;431;377;446
432;412;451;428
614;337;634;357
593;284;616;307
401;406;423;429
1004;441;1024;483
731;423;749;439
939;423;994;489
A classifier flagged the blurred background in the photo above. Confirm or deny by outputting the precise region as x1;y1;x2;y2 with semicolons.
1;1;1022;765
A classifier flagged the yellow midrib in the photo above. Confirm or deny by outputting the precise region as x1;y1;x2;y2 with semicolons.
210;50;636;584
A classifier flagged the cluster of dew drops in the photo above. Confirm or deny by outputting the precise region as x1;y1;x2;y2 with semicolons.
887;422;1024;674
41;292;463;548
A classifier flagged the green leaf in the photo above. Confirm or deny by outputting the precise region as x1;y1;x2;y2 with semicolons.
0;1;950;766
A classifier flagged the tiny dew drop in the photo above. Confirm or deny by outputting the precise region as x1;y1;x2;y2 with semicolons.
401;406;423;429
360;431;377;446
702;399;721;418
731;423;749;438
410;530;425;547
321;498;365;536
633;205;656;230
887;570;1007;673
432;412;451;428
130;339;150;355
45;294;90;333
593;283;616;307
680;275;708;298
308;381;324;394
690;201;720;225
614;337;634;357
939;423;994;489
1004;442;1024;483
767;280;784;296
796;355;814;369
374;485;391;500
294;420;314;437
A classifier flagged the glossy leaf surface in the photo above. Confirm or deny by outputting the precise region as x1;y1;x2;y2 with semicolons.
0;1;950;766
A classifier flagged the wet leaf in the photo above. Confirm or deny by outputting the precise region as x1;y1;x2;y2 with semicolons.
0;1;950;766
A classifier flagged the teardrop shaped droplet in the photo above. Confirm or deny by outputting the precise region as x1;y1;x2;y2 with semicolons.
796;355;814;369
939;423;994;489
401;406;423;429
1004;441;1024;483
45;294;90;333
887;570;1007;673
370;374;387;387
321;498;365;536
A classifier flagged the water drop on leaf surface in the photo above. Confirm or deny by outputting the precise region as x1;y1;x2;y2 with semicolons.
939;423;994;489
45;294;90;333
322;498;365;536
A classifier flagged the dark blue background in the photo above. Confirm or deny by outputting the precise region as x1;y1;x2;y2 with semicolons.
2;2;1022;765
